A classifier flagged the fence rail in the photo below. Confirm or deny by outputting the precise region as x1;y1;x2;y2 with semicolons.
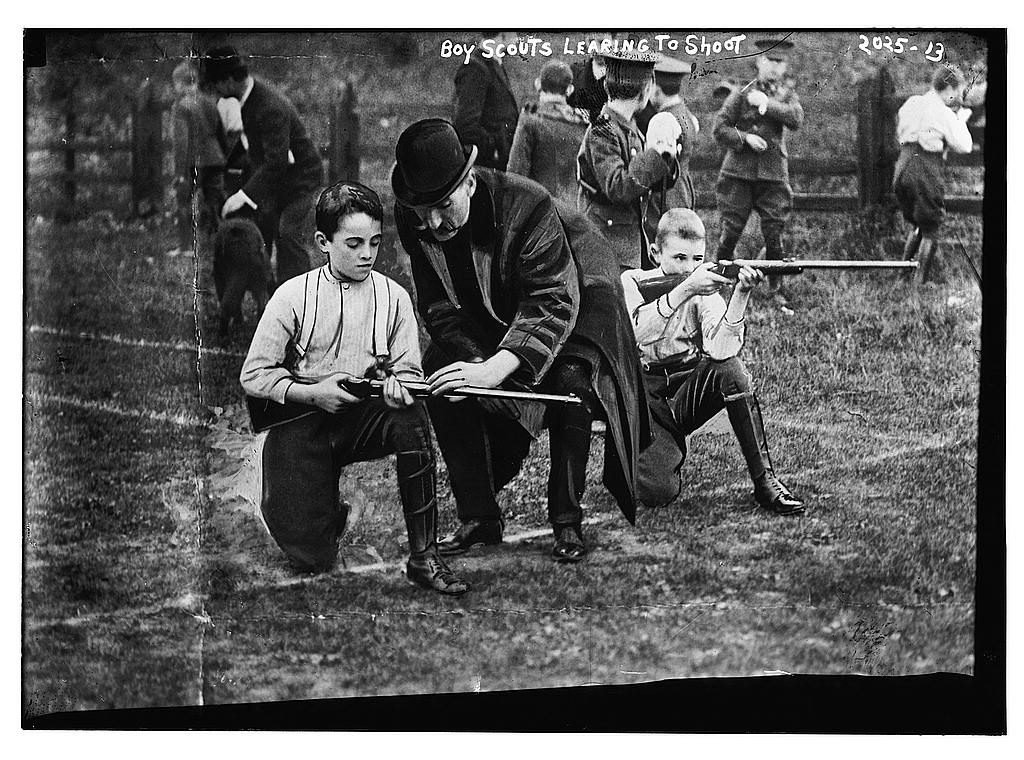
27;66;985;221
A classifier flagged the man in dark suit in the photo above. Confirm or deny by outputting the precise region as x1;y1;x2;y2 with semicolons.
201;45;323;283
453;33;520;171
392;118;651;563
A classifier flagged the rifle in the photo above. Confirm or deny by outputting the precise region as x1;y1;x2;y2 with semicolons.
246;377;582;433
635;259;919;303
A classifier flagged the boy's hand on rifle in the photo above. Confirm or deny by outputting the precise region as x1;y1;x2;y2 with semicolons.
302;372;361;413
382;375;414;409
674;262;733;301
735;265;767;292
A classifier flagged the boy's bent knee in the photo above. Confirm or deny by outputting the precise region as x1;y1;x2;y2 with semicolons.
710;356;753;396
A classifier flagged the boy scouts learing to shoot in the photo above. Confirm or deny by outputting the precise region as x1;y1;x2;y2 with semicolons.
713;38;803;301
239;181;469;595
893;67;974;281
620;208;804;515
577;48;682;271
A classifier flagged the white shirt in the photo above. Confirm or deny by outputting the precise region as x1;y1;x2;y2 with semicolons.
240;267;423;403
621;266;745;368
896;89;973;155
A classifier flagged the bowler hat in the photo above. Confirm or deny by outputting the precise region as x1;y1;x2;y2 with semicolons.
391;119;478;207
200;45;247;85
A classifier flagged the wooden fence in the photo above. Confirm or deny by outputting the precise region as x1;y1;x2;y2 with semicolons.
26;66;983;220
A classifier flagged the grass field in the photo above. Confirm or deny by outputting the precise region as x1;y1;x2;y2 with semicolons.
21;28;994;721
23;196;983;714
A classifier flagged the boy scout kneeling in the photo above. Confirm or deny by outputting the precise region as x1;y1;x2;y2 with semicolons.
240;181;469;594
620;208;804;515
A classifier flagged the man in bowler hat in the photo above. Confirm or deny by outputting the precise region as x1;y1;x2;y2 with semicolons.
201;45;323;283
392;118;651;562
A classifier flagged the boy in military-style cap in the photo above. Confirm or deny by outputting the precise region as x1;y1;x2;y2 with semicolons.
507;60;590;205
576;49;682;271
637;55;701;242
712;37;804;302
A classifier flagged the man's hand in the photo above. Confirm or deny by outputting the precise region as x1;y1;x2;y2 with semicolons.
734;265;767;293
646;112;683;156
747;90;769;115
290;373;361;413
745;133;768;153
427;359;505;397
427;351;522;398
382;375;414;409
221;190;251;219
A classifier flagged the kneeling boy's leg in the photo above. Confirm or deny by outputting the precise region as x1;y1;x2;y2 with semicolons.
335;399;469;593
262;413;343;572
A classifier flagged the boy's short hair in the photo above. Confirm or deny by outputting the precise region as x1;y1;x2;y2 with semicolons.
172;60;198;87
316;181;384;238
539;61;574;95
200;45;249;85
656;208;706;246
932;66;965;92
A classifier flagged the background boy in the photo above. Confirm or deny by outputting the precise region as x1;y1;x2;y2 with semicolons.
712;38;803;299
240;181;468;595
620;208;804;516
893;67;974;281
637;55;701;239
576;49;681;271
168;60;225;258
507;60;590;205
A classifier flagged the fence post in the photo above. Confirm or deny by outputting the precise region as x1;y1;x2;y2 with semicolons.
56;88;77;222
328;79;360;184
131;78;164;217
857;65;897;210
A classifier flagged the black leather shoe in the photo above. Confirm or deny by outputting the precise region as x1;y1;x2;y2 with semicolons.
552;524;587;563
438;519;503;556
754;473;805;516
406;554;470;595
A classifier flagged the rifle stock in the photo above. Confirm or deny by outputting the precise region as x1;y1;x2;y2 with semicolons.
245;377;581;433
635;259;919;303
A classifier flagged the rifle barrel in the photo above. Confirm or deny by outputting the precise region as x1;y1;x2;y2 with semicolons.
370;379;582;405
723;259;918;269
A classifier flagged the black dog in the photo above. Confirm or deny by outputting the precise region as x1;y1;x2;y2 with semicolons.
213;210;275;338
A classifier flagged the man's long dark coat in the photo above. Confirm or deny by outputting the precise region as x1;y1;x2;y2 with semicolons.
396;169;651;523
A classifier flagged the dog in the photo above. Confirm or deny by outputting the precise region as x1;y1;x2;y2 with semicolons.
213;209;275;339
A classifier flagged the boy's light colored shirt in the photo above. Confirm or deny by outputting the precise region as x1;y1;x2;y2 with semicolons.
897;89;974;155
240;266;423;403
620;265;745;367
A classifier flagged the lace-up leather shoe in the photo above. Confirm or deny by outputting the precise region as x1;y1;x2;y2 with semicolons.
406;554;470;595
754;473;805;515
438;519;503;555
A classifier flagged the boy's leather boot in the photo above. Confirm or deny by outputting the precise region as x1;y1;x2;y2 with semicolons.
726;394;805;516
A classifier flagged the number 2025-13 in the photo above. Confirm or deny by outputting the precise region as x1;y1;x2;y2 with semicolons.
858;35;944;62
